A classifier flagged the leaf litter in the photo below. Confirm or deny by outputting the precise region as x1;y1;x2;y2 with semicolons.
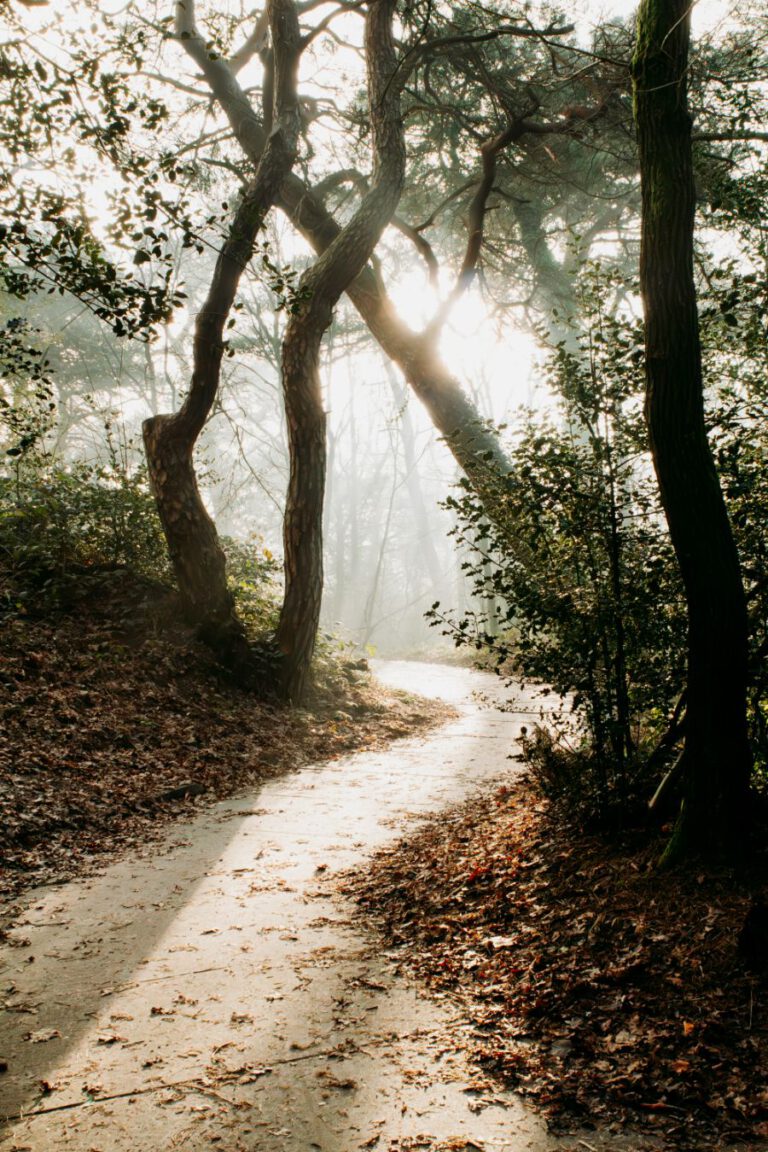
345;776;768;1150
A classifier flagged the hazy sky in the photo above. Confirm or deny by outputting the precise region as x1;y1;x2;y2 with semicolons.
578;0;731;38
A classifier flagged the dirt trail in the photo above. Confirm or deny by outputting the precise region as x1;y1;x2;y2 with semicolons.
0;662;650;1152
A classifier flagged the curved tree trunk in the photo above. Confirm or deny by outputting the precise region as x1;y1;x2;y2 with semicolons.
274;0;406;701
632;0;751;861
276;174;516;501
167;32;516;523
275;314;329;700
143;0;301;672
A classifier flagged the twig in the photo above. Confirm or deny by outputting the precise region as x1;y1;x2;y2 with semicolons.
0;1044;360;1125
100;965;230;997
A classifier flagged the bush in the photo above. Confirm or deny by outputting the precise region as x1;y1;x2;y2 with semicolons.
0;327;281;634
429;271;687;824
223;533;281;636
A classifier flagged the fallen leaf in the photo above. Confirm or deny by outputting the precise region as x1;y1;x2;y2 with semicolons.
24;1028;61;1044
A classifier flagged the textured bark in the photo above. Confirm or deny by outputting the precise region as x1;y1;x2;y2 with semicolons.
632;0;751;860
143;0;301;672
274;0;406;701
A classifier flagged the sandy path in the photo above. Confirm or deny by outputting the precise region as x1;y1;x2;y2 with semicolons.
0;662;638;1152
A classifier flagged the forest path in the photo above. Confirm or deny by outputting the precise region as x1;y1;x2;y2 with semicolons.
0;662;651;1152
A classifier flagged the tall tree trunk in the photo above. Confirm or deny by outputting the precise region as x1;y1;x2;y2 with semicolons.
274;0;406;701
274;313;330;699
276;175;516;505
632;0;751;860
143;0;301;671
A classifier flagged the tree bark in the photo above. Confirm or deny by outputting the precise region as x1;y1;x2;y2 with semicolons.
274;0;406;701
632;0;752;860
143;0;301;672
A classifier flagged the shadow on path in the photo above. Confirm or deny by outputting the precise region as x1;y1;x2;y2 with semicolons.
0;662;657;1151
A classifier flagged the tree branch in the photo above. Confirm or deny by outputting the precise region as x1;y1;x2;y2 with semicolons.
228;7;270;75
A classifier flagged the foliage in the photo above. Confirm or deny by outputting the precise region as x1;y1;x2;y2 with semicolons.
0;401;171;605
432;248;768;818
0;321;283;647
429;270;687;822
0;2;192;340
223;533;281;635
701;255;768;777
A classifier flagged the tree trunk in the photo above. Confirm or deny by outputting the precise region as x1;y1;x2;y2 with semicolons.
274;0;406;701
143;0;301;674
632;0;751;860
276;174;516;504
274;317;329;699
143;413;248;660
164;39;517;527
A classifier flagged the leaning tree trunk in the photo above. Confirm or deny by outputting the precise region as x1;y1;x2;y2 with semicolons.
275;175;516;504
632;0;752;860
163;32;516;527
143;0;301;672
274;0;406;701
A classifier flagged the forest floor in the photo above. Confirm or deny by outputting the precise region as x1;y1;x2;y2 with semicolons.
3;583;766;1151
1;661;594;1152
347;776;768;1151
0;568;449;920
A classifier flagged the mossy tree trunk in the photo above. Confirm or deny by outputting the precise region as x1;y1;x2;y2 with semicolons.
632;0;752;861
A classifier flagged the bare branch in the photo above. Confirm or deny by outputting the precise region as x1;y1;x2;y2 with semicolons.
693;129;768;143
422;100;606;338
400;20;575;83
392;214;439;284
174;0;269;162
301;0;364;49
229;7;269;74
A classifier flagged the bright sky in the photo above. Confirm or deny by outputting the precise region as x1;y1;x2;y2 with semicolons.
577;0;731;38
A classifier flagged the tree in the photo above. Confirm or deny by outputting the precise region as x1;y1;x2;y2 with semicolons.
427;269;687;823
142;0;302;676
632;0;752;860
273;0;405;700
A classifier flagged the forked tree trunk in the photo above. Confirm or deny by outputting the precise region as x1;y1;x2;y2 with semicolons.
166;35;517;530
143;0;301;674
274;0;406;701
632;0;752;861
276;175;516;502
